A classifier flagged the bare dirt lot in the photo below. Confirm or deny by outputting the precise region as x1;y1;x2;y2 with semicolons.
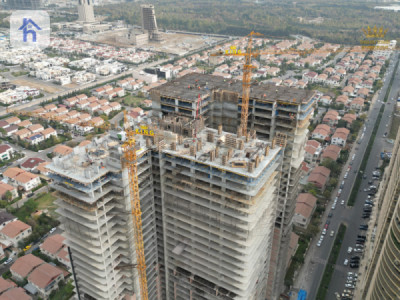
11;78;64;93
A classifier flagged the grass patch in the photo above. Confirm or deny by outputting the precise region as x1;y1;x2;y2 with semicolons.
49;280;75;300
11;71;29;77
316;224;347;300
348;105;384;206
0;68;9;72
120;94;145;107
36;192;57;216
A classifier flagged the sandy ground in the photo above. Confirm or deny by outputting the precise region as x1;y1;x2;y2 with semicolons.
11;78;64;93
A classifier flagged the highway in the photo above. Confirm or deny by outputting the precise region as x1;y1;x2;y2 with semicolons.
291;52;399;300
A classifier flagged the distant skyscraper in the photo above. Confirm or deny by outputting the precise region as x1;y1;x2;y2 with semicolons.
77;0;95;23
140;4;163;42
6;0;42;9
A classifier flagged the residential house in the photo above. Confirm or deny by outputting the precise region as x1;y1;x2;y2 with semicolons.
350;97;364;111
55;107;68;115
97;105;112;116
0;183;17;200
87;96;98;103
25;133;44;145
0;220;32;248
28;263;64;298
97;99;109;106
322;110;339;127
3;167;41;191
17;120;32;128
143;100;152;107
90;117;104;127
13;128;31;140
36;162;50;176
76;94;88;101
113;87;125;97
293;193;317;228
342;113;357;126
0;145;13;161
5;117;20;126
44;104;57;112
319;95;332;106
53;145;73;157
41;127;57;139
28;124;44;134
87;102;100;114
0;287;31;299
0;277;17;294
336;95;349;106
311;124;331;141
357;87;370;99
331;128;350;147
4;125;19;137
40;234;70;269
78;113;91;122
302;71;318;83
342;86;354;96
10;254;44;282
0;120;9;130
321;144;341;161
0;212;17;231
63;97;79;107
304;140;322;164
21;158;45;172
76;99;89;110
307;166;331;190
109;102;121;111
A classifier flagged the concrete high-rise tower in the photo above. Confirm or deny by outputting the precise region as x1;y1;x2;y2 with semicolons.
78;0;95;23
150;73;317;299
140;4;163;42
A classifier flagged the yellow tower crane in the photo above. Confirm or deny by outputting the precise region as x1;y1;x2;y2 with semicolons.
210;31;263;135
121;110;153;300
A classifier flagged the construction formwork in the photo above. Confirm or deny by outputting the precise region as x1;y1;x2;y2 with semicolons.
156;127;283;300
47;136;160;300
151;73;318;299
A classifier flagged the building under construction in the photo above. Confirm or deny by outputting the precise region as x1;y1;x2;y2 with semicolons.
48;116;284;300
150;73;318;298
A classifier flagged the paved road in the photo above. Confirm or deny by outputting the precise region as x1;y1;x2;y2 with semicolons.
325;53;400;299
291;52;399;300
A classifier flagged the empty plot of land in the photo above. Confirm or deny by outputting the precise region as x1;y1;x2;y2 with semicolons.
11;78;64;93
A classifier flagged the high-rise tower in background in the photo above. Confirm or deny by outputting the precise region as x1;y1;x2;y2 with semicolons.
140;4;163;42
78;0;95;23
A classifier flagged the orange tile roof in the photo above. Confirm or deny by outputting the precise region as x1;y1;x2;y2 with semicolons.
28;263;63;289
40;234;65;255
0;287;31;300
10;254;43;278
15;172;38;184
0;277;16;293
3;167;25;179
1;220;31;239
53;145;73;156
0;182;15;197
295;193;317;219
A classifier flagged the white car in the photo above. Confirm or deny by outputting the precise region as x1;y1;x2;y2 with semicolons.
344;259;349;266
322;229;327;235
4;257;13;265
330;230;335;237
345;284;355;289
338;189;342;196
341;200;345;205
347;247;353;254
317;240;322;247
49;227;57;234
332;204;336;210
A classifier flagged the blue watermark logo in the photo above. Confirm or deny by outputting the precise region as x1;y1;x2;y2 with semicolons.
10;10;50;50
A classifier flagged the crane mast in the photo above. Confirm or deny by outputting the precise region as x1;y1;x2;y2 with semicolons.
122;111;148;300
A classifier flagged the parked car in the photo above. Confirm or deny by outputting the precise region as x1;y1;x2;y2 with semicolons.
347;247;353;254
328;212;333;218
344;259;349;266
49;227;57;234
23;245;31;252
4;257;13;265
330;230;334;237
341;200;345;205
317;240;322;247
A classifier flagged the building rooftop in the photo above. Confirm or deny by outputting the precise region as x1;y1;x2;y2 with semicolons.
0;211;16;225
28;263;63;289
1;220;31;239
0;277;16;293
10;254;44;278
151;73;316;104
21;158;45;170
40;234;65;255
0;287;31;300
